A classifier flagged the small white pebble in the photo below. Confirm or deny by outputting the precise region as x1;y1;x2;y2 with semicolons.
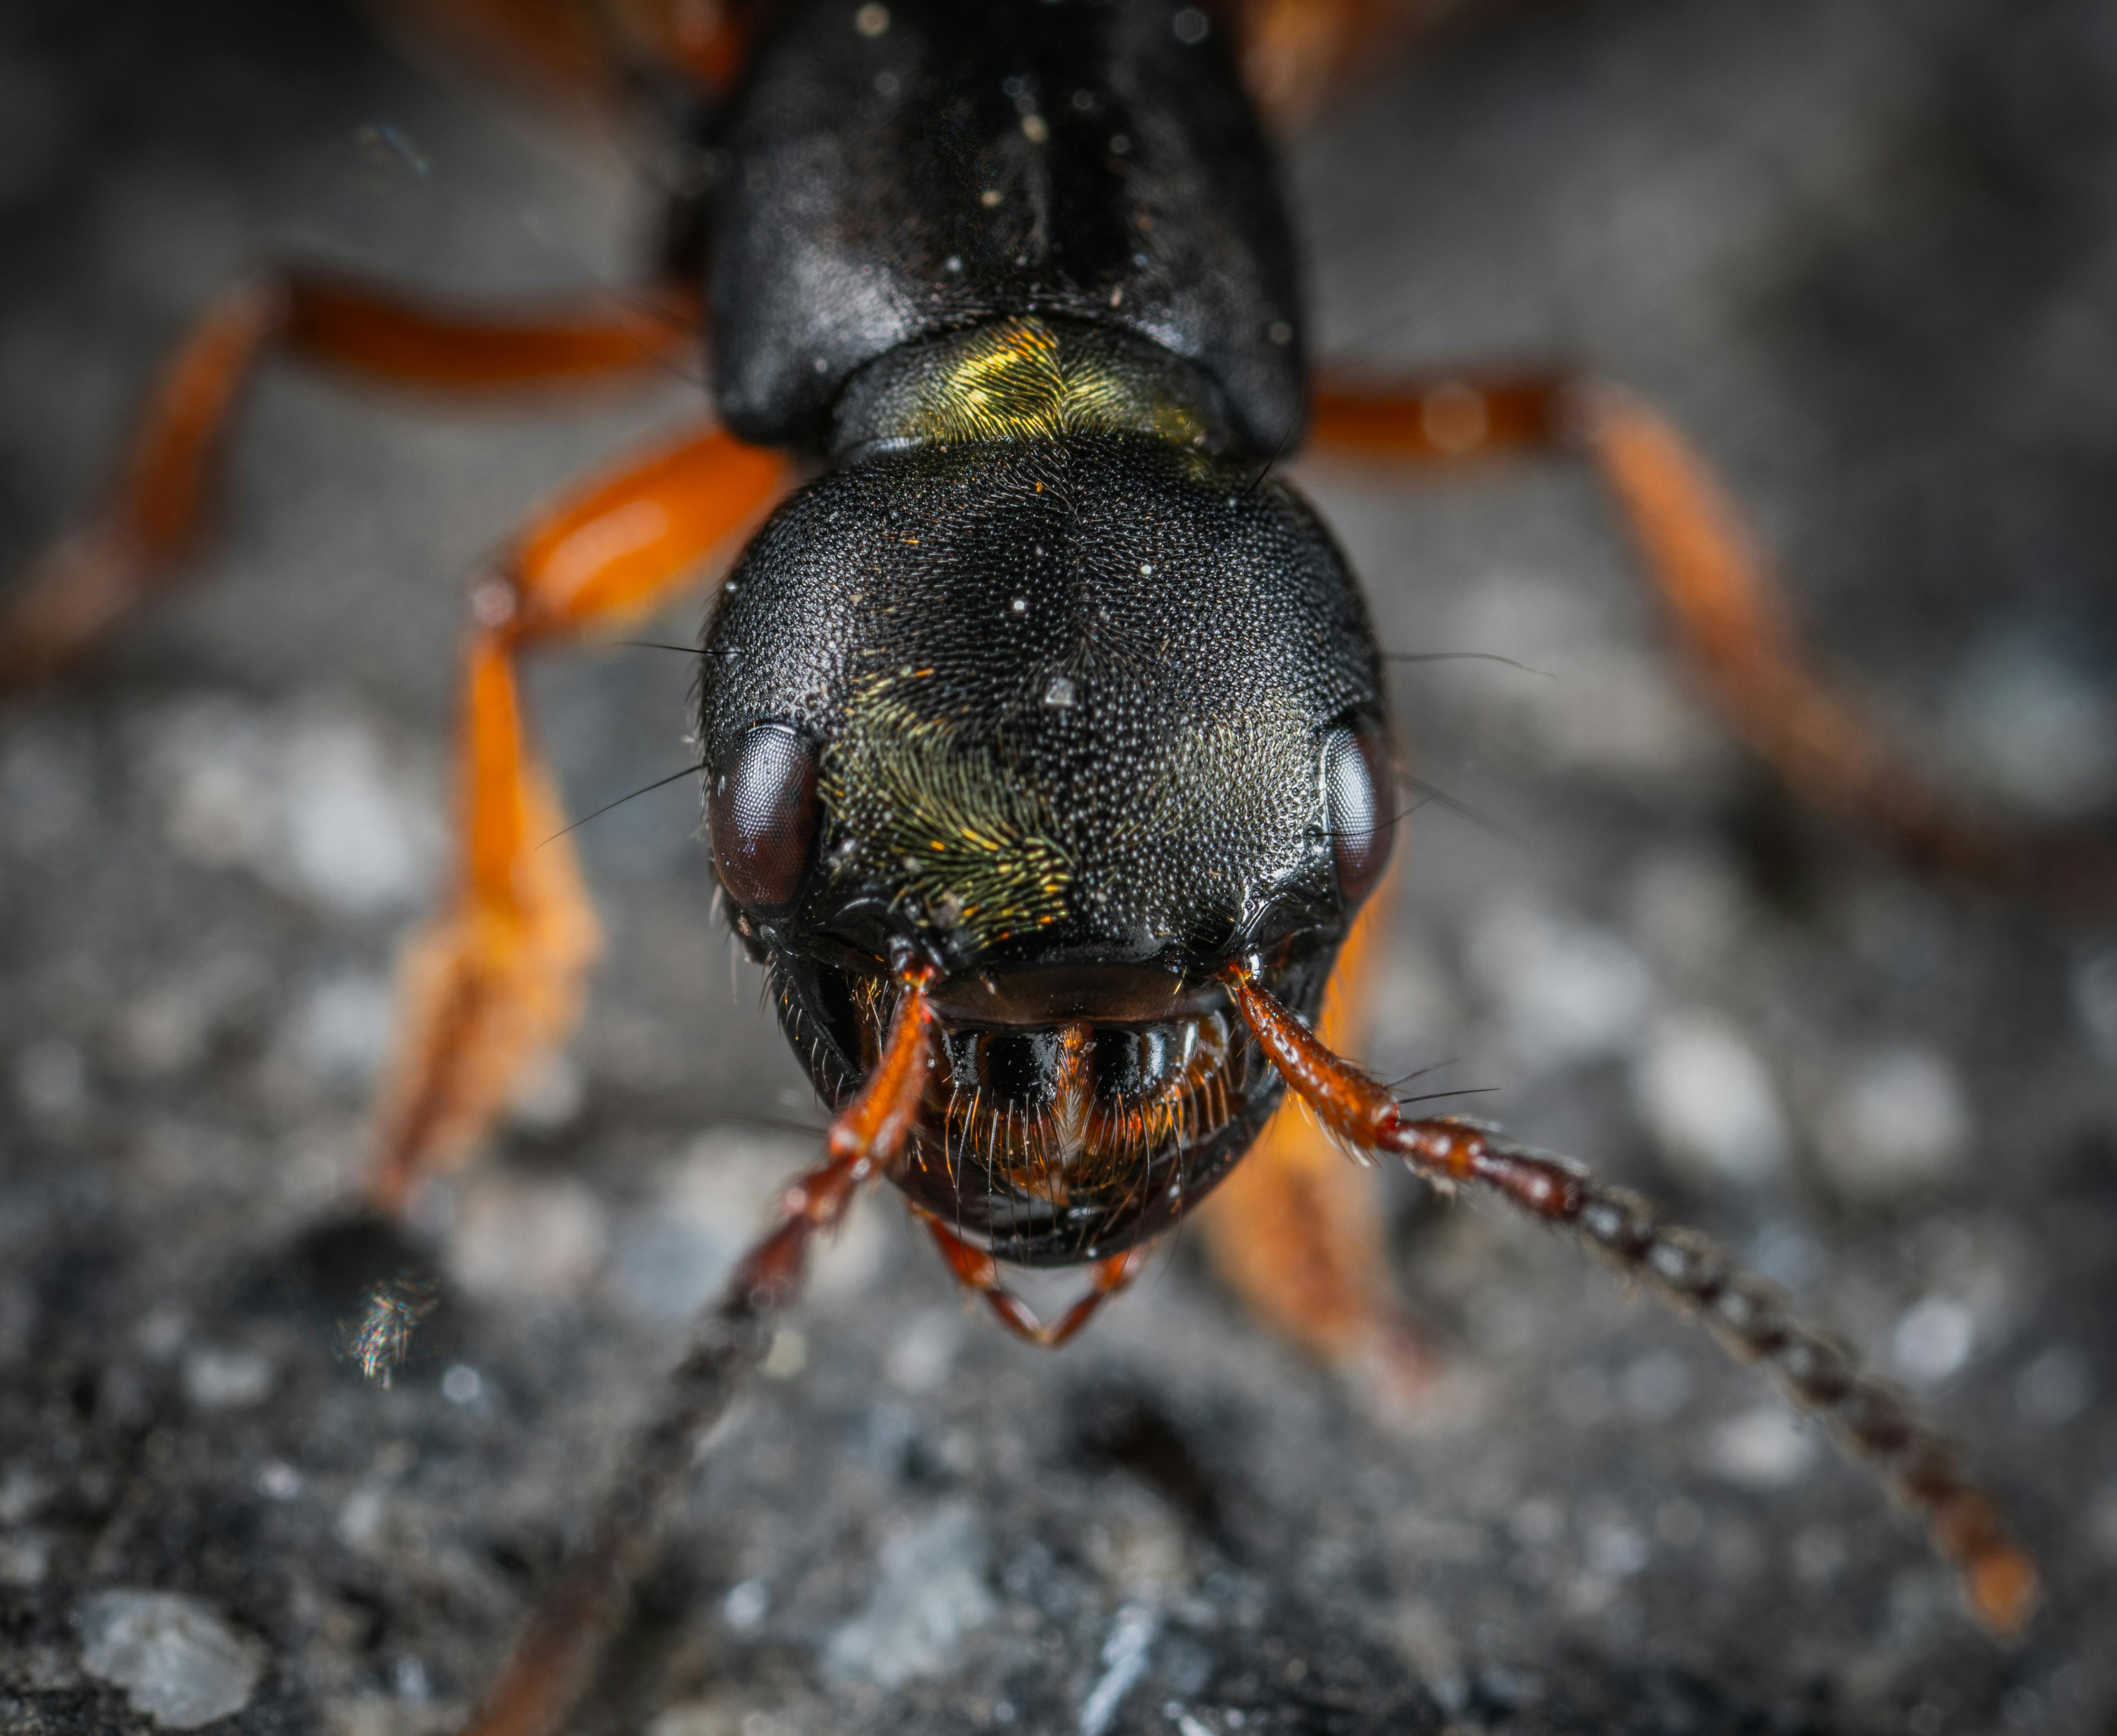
256;1462;302;1501
1587;1520;1648;1578
182;1347;273;1412
1702;1406;1816;1488
723;1578;770;1631
1466;903;1655;1068
394;1656;430;1702
1816;1047;1969;1201
278;712;430;913
336;1487;388;1555
0;1467;50;1525
76;1591;264;1730
1627;847;1746;971
1042;675;1076;709
761;1326;807;1380
1892;1295;1974;1383
447;1175;607;1300
145;697;436;915
1631;1011;1789;1187
823;1505;995;1686
284;973;392;1089
1745;1221;1819;1290
883;1310;960;1394
1078;1601;1159;1736
1946;634;2117;818
507;1050;583;1133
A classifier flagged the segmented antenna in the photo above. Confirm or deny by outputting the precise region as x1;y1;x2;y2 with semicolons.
1223;964;2038;1636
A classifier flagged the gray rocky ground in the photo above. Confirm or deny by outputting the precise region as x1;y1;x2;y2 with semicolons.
3;1;2116;1732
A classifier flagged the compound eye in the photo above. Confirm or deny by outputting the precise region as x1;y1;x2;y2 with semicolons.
1322;726;1395;907
708;724;820;913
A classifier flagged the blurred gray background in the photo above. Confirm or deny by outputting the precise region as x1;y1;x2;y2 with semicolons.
2;1;2115;1732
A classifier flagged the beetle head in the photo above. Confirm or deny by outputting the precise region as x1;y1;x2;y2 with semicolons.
699;362;1393;1262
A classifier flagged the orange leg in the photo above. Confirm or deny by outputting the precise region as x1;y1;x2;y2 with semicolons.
920;1214;1148;1349
1213;0;1516;134
370;0;763;120
1197;879;1429;1390
367;424;787;1211
1310;370;2117;918
0;270;698;695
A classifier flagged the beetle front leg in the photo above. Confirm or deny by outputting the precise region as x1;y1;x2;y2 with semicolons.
368;425;788;1209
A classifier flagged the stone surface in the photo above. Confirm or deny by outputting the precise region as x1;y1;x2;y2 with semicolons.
2;2;2115;1734
75;1592;265;1729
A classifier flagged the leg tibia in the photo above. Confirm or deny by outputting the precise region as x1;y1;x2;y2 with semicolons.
370;638;598;1210
1226;0;1503;134
1308;370;2117;916
366;424;788;1208
0;285;280;693
0;270;698;697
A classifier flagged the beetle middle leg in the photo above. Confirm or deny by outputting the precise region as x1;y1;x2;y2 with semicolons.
1222;0;1517;134
369;423;787;1210
0;269;699;695
1309;370;2117;916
